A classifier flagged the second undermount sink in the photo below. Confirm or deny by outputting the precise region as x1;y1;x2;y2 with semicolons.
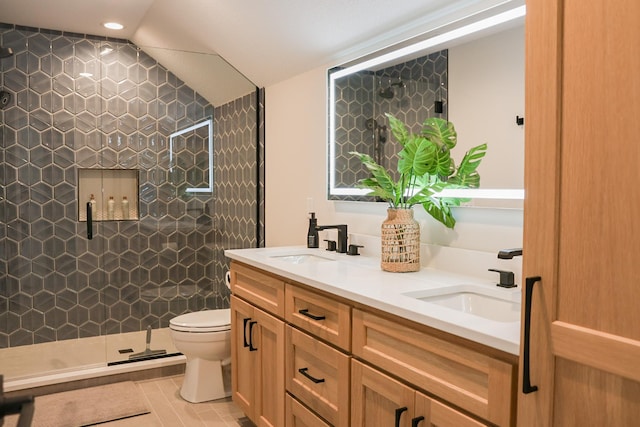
270;253;335;264
403;285;521;323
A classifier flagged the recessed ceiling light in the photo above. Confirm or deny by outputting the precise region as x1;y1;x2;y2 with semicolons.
103;22;124;30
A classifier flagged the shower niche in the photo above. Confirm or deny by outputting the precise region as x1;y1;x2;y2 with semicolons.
78;169;139;221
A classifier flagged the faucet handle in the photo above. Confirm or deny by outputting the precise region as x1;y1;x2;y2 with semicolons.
347;244;363;256
489;268;516;288
324;239;336;251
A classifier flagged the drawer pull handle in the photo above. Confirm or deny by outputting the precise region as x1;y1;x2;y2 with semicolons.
298;367;325;384
298;309;326;321
394;407;407;427
411;416;425;427
248;321;258;351
522;276;541;394
242;318;251;348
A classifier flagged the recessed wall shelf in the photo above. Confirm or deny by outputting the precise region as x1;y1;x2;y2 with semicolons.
78;169;139;221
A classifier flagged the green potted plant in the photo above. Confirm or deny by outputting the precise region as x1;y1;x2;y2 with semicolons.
351;113;487;271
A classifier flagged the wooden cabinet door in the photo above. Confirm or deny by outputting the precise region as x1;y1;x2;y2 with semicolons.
231;295;285;427
520;0;640;425
351;359;415;427
253;304;285;427
231;295;256;420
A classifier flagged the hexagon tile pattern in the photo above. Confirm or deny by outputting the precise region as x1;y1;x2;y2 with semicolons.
0;23;262;349
331;50;448;201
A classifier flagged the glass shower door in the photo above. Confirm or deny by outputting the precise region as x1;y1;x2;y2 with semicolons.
0;28;111;382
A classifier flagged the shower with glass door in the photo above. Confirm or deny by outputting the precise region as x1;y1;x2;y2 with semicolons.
0;24;263;386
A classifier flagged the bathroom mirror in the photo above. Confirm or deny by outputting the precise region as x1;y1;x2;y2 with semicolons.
170;118;214;193
328;5;525;208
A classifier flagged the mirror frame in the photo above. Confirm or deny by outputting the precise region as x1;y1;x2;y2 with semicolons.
328;4;526;203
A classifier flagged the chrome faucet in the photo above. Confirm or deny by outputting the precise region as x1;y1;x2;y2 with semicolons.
316;224;348;253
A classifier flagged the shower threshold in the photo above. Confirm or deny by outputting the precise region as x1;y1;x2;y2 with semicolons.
0;327;185;393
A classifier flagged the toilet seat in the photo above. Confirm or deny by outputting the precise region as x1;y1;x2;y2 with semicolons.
170;309;231;333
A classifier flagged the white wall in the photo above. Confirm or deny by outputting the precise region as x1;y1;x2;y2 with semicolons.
449;25;525;191
264;38;524;254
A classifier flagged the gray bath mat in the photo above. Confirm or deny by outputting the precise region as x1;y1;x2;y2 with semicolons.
4;381;150;426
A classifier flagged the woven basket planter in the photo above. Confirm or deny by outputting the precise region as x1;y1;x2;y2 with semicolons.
380;208;420;272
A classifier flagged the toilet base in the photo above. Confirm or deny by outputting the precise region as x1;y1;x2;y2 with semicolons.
180;358;230;403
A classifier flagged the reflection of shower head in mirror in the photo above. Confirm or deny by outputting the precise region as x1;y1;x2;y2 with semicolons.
377;80;405;99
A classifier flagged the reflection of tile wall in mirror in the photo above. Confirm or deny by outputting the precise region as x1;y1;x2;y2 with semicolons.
328;7;525;207
332;50;448;193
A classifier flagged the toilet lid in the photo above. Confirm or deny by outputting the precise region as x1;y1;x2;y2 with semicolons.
170;309;231;332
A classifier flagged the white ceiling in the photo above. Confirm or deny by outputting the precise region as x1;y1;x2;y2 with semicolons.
0;0;519;103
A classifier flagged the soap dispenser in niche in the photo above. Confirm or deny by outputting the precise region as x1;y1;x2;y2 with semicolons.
107;196;115;220
121;196;129;219
89;194;97;220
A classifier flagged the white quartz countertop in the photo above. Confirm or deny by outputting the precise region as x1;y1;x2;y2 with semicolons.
225;245;521;355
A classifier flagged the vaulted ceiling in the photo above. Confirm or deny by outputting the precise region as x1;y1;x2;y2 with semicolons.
0;0;515;104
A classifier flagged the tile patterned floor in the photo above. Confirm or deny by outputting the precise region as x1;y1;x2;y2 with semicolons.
103;375;252;427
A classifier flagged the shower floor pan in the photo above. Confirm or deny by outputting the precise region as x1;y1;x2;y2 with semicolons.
0;327;184;392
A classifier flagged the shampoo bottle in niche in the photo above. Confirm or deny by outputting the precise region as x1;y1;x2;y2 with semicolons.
107;196;115;220
89;194;97;220
121;196;129;219
307;212;319;248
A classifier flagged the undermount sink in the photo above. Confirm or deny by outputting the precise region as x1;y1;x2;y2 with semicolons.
404;285;521;323
270;253;335;264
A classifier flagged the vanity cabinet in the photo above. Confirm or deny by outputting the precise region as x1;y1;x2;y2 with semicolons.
352;359;487;427
230;261;517;427
352;309;516;427
230;263;286;427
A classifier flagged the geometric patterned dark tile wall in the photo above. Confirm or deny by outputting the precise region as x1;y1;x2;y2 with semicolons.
0;23;262;348
330;50;447;200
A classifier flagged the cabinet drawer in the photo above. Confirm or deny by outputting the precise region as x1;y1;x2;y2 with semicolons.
231;261;285;317
285;283;351;351
425;395;489;427
286;394;332;427
286;326;350;427
352;309;515;427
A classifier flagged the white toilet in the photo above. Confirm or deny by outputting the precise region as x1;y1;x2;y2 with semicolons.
169;308;231;403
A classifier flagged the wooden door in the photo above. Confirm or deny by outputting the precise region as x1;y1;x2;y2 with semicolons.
351;359;415;427
253;305;285;427
519;0;640;425
231;295;257;420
